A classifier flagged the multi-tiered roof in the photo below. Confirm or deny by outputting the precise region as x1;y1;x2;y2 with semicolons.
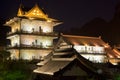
17;4;56;22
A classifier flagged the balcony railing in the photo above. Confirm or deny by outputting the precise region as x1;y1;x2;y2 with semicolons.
7;30;58;37
6;44;53;50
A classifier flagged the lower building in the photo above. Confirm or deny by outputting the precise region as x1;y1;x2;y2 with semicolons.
34;34;114;80
34;48;99;80
55;34;109;63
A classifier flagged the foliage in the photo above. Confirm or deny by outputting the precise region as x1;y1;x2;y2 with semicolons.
0;60;35;80
5;71;26;80
114;74;120;80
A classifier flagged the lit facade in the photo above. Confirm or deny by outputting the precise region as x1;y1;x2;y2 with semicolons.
55;34;109;63
74;45;106;63
5;4;61;60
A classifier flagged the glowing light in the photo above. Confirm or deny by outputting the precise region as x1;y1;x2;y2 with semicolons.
74;45;85;52
42;39;52;48
74;45;104;53
29;17;34;20
81;54;106;63
74;45;106;63
104;43;110;48
94;46;104;53
22;4;49;20
109;59;118;65
47;19;52;22
42;27;51;33
6;4;60;60
10;50;19;59
21;19;53;33
113;49;120;58
7;35;20;47
112;63;118;65
20;50;51;60
108;54;114;58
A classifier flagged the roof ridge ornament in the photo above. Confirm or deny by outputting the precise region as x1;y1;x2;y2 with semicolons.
17;4;49;20
17;4;24;16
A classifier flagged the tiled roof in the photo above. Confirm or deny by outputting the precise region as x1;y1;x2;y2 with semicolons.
34;48;97;75
17;4;47;19
107;48;120;58
34;60;71;75
62;35;108;47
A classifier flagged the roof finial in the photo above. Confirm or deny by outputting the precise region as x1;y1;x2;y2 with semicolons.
17;4;24;16
35;3;39;7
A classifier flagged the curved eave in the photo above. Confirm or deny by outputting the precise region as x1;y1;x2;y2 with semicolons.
17;16;62;27
18;16;59;22
53;21;63;27
18;16;47;21
4;21;14;26
4;17;20;26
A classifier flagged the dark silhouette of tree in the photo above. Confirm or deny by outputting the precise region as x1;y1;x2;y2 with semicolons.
0;50;10;62
0;18;10;46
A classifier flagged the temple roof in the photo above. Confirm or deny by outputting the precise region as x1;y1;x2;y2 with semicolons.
5;4;62;26
34;54;100;75
107;48;120;58
62;34;109;47
17;4;55;21
34;60;71;75
17;4;24;17
34;58;97;75
34;48;97;75
34;36;111;77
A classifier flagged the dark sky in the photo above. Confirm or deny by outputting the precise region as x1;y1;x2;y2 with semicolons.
0;0;120;30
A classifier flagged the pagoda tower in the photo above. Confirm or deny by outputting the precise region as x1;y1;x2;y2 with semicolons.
5;4;61;60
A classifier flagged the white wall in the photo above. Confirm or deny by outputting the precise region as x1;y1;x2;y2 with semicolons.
74;45;106;63
21;19;54;33
21;35;53;47
20;50;51;60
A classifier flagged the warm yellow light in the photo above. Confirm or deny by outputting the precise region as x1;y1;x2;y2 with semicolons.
84;44;88;46
112;63;118;65
32;13;36;15
34;10;36;12
37;13;40;15
104;43;110;48
29;17;34;20
42;27;51;33
47;19;52;22
107;53;114;58
42;40;51;48
113;49;120;56
10;19;13;22
109;59;118;65
10;50;19;59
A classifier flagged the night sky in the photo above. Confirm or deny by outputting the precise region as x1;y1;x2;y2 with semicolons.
0;0;120;29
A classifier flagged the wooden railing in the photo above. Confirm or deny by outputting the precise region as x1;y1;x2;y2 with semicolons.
7;30;58;37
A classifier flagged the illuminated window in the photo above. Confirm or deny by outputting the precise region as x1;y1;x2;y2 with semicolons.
74;45;105;53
